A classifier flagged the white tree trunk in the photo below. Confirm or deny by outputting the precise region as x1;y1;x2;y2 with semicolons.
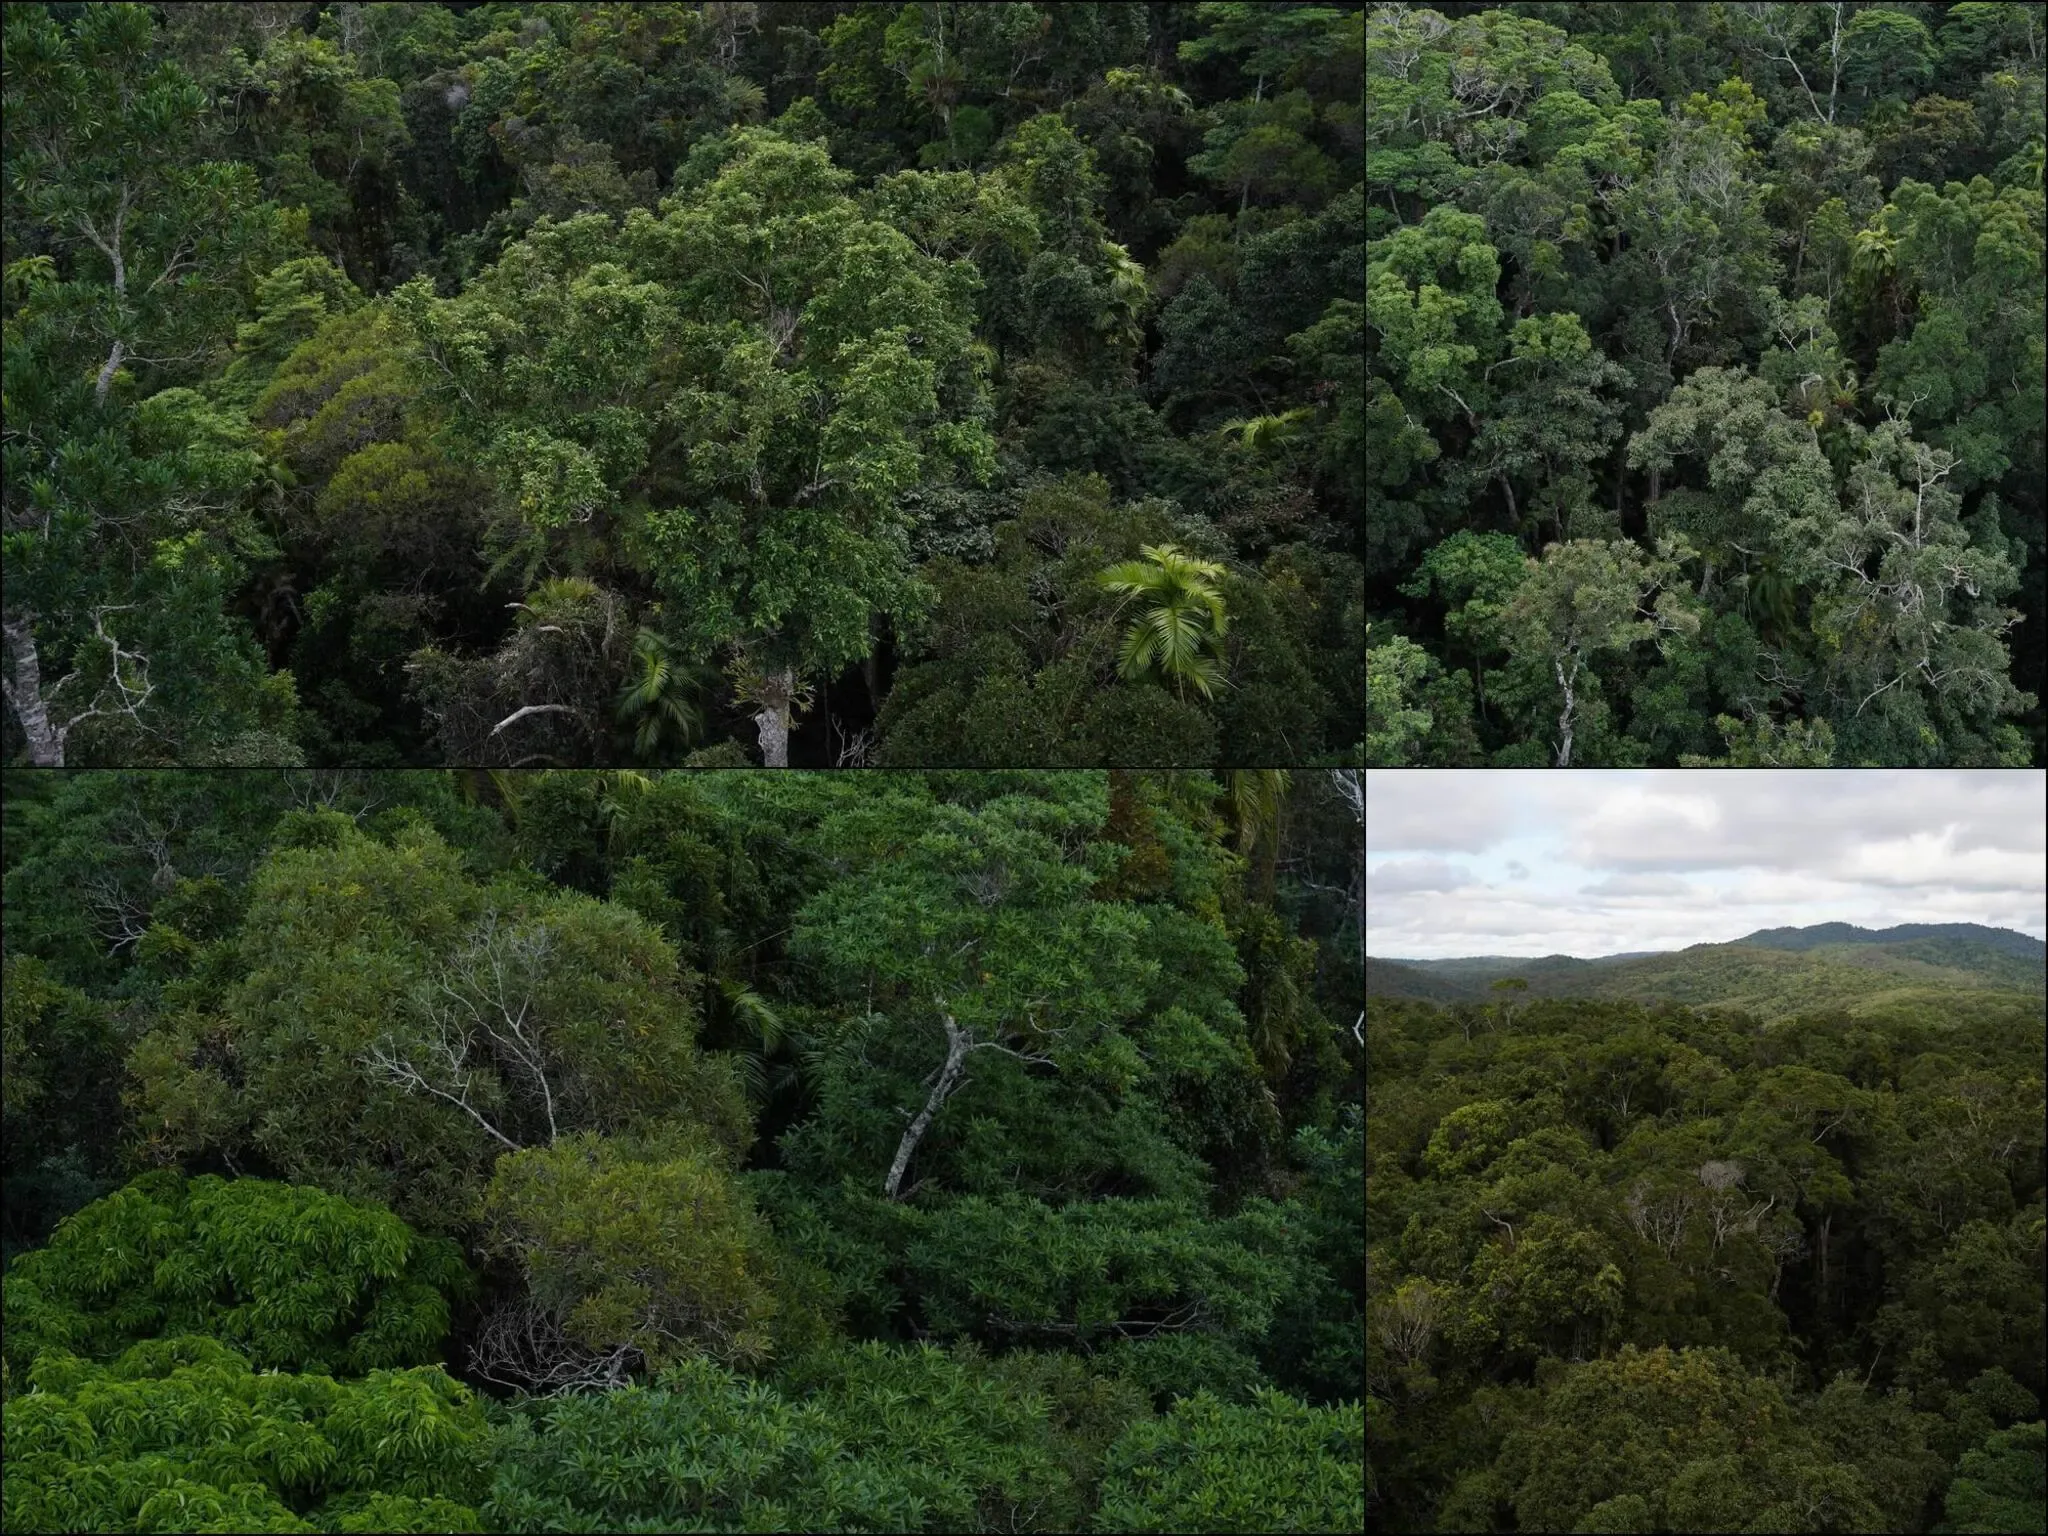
1554;656;1579;768
751;664;794;767
884;1013;972;1201
2;616;66;766
94;337;126;409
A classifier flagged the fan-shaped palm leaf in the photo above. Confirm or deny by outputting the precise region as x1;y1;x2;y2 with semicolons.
615;629;707;762
1227;769;1292;858
1214;407;1314;454
1097;544;1232;700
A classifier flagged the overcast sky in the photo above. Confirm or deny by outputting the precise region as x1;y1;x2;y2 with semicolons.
1367;770;2047;959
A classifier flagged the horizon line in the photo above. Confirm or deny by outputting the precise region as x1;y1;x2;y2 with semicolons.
1373;919;2047;964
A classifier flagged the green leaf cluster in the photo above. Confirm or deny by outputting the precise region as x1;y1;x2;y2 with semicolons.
1366;980;2045;1532
483;1341;1079;1534
1;1337;488;1534
3;768;1366;1536
123;814;749;1232
480;1129;780;1370
1091;1387;1364;1534
2;1172;467;1379
1366;1;2046;768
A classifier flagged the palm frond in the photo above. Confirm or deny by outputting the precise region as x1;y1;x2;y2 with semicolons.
616;654;670;718
731;1049;771;1104
1179;652;1227;701
1227;769;1291;856
1097;545;1232;697
1145;602;1205;671
1212;408;1312;454
718;977;784;1052
486;770;529;824
1096;560;1164;598
1115;618;1157;682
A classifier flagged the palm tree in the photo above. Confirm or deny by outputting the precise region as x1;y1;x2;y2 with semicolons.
706;976;831;1114
1096;544;1232;701
1213;407;1313;455
1226;768;1292;900
1096;238;1150;351
1849;225;1905;330
1746;557;1797;645
614;628;708;762
476;768;656;851
1226;768;1291;853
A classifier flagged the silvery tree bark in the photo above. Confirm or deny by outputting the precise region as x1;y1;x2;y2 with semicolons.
752;664;793;768
883;1009;1055;1202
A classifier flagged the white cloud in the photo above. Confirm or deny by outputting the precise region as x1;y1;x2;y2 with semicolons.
1366;857;1468;895
1842;831;2042;890
1357;771;1535;851
1365;769;2047;958
1561;771;2044;873
1579;873;1695;898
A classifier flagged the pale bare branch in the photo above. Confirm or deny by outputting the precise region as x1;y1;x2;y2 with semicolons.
490;702;583;738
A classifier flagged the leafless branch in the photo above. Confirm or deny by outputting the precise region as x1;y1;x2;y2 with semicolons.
829;719;874;767
3;607;156;766
883;1004;1061;1201
361;1014;522;1152
469;1300;641;1395
490;702;582;738
438;912;562;1144
82;871;151;956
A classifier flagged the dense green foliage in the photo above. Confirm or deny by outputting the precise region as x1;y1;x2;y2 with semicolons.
479;1128;783;1373
1366;982;2047;1532
1366;2;2048;766
1370;922;2047;1018
1938;1418;2048;1534
123;809;753;1232
1093;1387;1366;1533
2;767;1364;1533
484;1342;1085;1533
1;1172;467;1379
3;2;1363;768
1;1337;491;1535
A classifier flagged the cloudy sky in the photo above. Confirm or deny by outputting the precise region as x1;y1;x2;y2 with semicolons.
1367;770;2047;959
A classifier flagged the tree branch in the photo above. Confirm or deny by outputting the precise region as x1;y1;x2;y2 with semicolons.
882;1004;1062;1202
490;702;582;738
885;1011;972;1201
361;1024;521;1152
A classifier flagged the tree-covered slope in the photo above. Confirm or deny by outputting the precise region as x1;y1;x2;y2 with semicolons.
1376;954;1606;983
1367;2;2048;768
1366;987;2048;1533
1560;942;2039;1018
1740;920;2047;971
1367;957;1482;1002
1367;922;2044;1018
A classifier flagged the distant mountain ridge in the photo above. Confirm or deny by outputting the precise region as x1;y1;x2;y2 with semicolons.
1369;922;2044;1018
1364;957;1472;1003
1733;921;2046;959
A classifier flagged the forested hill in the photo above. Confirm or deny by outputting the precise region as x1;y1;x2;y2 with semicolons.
1366;2;2048;768
1365;985;2048;1531
1367;956;1479;1003
1368;921;2045;1015
1737;920;2048;959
